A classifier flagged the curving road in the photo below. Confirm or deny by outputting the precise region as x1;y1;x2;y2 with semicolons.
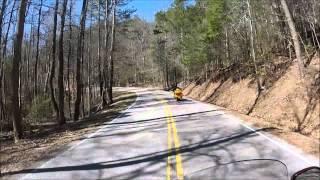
13;88;319;179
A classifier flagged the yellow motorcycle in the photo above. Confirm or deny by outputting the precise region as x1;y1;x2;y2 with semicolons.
173;87;183;101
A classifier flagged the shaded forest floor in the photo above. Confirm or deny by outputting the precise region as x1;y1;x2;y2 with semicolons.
182;54;320;158
0;91;136;177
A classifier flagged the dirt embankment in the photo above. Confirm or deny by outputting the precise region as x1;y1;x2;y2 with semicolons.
183;55;320;156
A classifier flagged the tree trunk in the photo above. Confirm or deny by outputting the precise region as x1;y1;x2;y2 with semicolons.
98;1;103;98
225;29;230;64
0;0;8;125
107;0;116;104
11;0;28;143
102;0;110;107
87;10;93;116
18;66;22;109
247;0;262;91
310;23;320;50
280;0;305;77
44;53;50;93
50;0;59;120
67;0;73;119
165;49;169;88
74;0;88;121
34;0;43;96
57;0;68;125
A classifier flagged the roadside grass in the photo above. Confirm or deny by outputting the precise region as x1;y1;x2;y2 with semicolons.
0;91;136;176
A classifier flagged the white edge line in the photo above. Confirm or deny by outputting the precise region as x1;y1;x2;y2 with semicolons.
182;94;317;166
22;92;139;180
239;121;315;166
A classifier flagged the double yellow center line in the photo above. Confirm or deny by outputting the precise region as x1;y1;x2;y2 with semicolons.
161;100;184;180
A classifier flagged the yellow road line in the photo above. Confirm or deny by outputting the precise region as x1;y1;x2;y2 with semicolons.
167;109;184;180
166;106;173;180
159;98;184;180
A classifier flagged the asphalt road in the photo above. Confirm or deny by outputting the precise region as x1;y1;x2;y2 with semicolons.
16;88;319;179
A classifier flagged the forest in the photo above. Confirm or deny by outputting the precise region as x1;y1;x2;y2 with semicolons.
0;0;319;144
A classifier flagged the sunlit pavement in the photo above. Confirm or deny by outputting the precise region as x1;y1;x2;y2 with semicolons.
13;88;319;179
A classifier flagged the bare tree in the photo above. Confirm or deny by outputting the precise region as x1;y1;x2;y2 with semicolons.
87;9;93;115
0;0;8;124
247;0;262;91
49;0;59;120
11;0;28;142
34;0;43;96
98;0;103;98
74;0;88;121
67;0;73;119
107;0;116;104
102;0;110;107
57;0;68;125
280;0;305;77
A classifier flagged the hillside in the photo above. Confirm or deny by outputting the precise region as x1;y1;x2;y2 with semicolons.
183;54;320;141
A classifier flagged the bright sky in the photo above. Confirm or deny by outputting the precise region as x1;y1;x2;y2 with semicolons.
127;0;173;22
73;0;173;22
21;0;173;36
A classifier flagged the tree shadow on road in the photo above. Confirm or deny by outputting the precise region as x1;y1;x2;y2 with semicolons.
75;111;224;141
2;127;276;178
